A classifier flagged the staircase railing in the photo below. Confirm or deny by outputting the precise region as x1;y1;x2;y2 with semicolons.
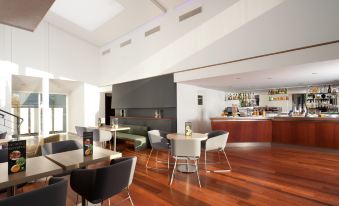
0;109;24;138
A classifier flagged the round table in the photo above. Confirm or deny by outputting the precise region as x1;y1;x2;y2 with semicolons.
167;133;207;173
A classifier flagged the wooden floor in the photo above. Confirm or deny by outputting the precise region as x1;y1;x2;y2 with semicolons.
3;143;339;206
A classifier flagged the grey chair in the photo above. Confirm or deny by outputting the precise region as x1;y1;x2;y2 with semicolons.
0;177;68;206
75;126;87;137
42;140;82;178
41;140;82;156
146;130;170;169
170;138;201;187
0;132;6;139
202;130;231;172
70;156;137;206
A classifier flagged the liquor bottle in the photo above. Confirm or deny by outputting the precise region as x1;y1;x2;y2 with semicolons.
328;85;332;93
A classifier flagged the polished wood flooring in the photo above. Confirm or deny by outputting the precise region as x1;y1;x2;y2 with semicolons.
2;143;339;206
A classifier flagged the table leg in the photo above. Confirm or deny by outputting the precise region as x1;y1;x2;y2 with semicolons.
114;130;117;152
7;186;16;196
82;196;86;206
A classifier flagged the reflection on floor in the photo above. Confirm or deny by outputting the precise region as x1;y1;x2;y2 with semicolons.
1;139;339;206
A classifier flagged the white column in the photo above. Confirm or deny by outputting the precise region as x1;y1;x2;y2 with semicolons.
42;78;50;136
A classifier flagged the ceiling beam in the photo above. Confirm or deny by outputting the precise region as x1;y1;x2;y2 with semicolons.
149;0;167;13
0;0;55;31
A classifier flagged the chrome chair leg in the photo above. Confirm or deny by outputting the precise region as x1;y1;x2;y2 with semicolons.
145;149;153;169
169;159;177;186
204;150;207;171
167;150;170;169
155;151;159;168
217;150;221;161
128;189;134;206
223;150;232;170
195;160;201;188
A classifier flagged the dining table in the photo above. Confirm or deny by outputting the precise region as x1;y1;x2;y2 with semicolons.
167;133;207;173
0;156;63;196
44;146;122;206
92;125;130;152
44;146;121;170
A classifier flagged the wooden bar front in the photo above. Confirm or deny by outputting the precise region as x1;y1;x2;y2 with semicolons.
211;118;272;142
211;117;339;148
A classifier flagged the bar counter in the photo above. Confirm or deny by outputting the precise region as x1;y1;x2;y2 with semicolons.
211;116;339;149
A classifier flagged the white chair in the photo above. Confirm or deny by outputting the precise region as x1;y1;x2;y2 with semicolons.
202;130;231;173
75;126;86;137
99;129;112;149
169;138;201;187
87;128;112;149
146;130;171;170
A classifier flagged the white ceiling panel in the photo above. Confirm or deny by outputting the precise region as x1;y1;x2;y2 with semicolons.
45;0;165;46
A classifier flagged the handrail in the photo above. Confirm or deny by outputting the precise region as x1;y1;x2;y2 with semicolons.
0;109;24;123
0;109;24;136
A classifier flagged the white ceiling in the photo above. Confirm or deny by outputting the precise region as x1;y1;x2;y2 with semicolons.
182;60;339;92
45;0;186;46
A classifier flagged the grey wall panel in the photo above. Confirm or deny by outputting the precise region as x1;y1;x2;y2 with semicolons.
113;117;177;133
111;74;176;108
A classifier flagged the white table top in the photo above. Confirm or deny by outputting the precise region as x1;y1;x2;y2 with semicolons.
0;156;63;190
110;126;130;132
167;133;208;141
45;147;122;170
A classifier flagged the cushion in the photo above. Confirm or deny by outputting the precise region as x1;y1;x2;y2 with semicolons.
118;124;148;137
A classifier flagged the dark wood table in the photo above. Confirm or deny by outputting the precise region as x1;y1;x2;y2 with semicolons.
45;147;122;206
0;156;63;195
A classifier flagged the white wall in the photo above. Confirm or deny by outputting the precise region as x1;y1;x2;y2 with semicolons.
0;22;101;136
68;84;84;134
177;83;225;133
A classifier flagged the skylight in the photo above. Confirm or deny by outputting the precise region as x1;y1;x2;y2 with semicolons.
50;0;124;31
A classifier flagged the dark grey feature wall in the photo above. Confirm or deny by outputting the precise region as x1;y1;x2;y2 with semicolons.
111;74;176;108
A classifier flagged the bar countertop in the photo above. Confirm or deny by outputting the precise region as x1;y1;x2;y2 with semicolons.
210;116;339;122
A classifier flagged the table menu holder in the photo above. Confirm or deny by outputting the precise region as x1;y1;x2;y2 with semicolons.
185;122;192;136
83;132;93;156
8;140;26;174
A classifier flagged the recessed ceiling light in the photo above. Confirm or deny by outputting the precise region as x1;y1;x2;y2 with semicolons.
311;72;318;74
235;77;241;80
267;77;272;79
50;0;124;31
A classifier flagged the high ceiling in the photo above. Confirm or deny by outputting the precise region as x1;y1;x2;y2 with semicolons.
182;60;339;92
44;0;186;46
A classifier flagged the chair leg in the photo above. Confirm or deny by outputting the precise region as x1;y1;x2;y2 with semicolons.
169;159;177;186
155;151;159;168
204;150;207;171
223;150;232;170
108;198;111;206
128;189;134;206
195;160;201;188
167;150;170;169
75;195;78;206
217;150;221;161
146;149;153;169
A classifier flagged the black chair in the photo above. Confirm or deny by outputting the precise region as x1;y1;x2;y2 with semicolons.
0;148;8;163
0;177;68;206
42;140;82;177
0;132;6;139
41;140;82;156
70;156;137;206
